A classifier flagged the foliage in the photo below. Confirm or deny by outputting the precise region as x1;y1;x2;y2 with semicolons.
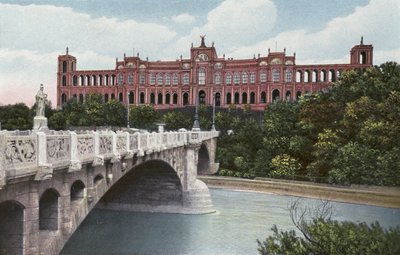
163;111;192;130
129;104;160;130
269;154;301;179
0;103;33;130
258;199;400;255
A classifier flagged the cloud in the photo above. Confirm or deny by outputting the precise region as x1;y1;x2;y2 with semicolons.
172;13;196;24
226;0;400;64
0;3;177;58
163;0;277;57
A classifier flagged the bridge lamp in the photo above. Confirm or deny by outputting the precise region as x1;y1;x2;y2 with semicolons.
127;91;130;128
192;87;200;131
211;92;216;131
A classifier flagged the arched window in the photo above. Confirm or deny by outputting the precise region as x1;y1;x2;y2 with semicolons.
165;74;171;85
329;69;336;82
320;70;327;82
233;72;240;84
173;93;178;104
118;74;124;85
150;93;155;104
250;92;255;104
111;93;115;100
105;74;109;86
296;71;302;83
360;51;367;64
62;75;67;86
242;92;247;104
128;73;134;84
260;92;266;103
91;75;96;86
111;75;116;85
250;72;255;84
79;94;84;103
104;93;109;102
215;72;221;84
61;93;67;104
0;200;24;254
157;73;163;85
260;71;267;82
234;92;239;104
199;90;206;104
226;73;232;84
72;75;78;86
158;93;163;104
150;73;156;85
296;91;302;100
226;93;231;104
285;70;292;82
70;180;85;201
242;72;248;84
173;74;179;85
198;69;206;85
312;70;318;83
183;73;189;85
140;92;145;104
215;93;221;106
62;61;67;73
272;89;280;102
139;73;145;84
165;93;171;104
119;92;123;102
286;91;292;101
99;75;103;86
272;69;280;82
183;92;189;105
304;71;310;83
129;92;134;104
79;75;84;86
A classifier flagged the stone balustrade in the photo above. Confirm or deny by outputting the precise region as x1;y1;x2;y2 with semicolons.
0;129;219;187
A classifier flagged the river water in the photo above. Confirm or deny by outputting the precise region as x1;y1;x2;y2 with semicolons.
61;188;400;255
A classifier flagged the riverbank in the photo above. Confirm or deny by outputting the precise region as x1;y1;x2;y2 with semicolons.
199;176;400;209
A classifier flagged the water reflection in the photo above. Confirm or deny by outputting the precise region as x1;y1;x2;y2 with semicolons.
61;188;400;255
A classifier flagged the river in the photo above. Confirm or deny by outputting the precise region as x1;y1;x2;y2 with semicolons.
61;188;400;255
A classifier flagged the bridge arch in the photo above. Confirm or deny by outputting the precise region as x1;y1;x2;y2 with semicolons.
39;188;60;231
70;180;86;201
0;200;25;255
99;159;183;213
198;143;210;175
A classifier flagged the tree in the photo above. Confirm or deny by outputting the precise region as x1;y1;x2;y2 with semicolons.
257;200;400;255
269;154;301;179
103;100;127;127
0;103;32;130
163;111;192;130
129;105;160;130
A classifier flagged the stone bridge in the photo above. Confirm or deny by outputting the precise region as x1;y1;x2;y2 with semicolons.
0;129;219;255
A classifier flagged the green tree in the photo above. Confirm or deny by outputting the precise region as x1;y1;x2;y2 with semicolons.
163;111;192;130
48;110;67;130
84;93;105;127
269;154;301;179
129;105;160;130
103;100;127;127
0;103;32;130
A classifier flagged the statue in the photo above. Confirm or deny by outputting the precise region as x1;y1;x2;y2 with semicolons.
200;34;206;47
33;84;49;131
35;84;47;117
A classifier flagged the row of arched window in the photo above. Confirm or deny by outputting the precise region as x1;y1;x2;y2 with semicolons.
296;69;342;83
61;90;311;106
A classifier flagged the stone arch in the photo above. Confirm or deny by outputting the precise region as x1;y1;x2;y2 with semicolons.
272;89;280;102
296;70;302;82
99;160;183;213
0;200;25;255
197;143;210;175
94;174;104;186
71;180;86;201
39;188;60;231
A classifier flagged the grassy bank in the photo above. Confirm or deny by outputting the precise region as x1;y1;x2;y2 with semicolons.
199;176;400;209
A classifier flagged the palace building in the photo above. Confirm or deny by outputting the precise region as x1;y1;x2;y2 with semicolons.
57;37;373;110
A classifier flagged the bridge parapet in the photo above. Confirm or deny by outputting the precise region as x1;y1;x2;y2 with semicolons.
0;129;219;188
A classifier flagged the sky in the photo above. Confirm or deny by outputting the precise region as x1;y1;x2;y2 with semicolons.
0;0;399;107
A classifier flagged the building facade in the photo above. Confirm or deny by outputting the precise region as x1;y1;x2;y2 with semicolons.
57;37;373;110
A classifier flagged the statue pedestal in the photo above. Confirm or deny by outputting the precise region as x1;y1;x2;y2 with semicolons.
33;116;49;132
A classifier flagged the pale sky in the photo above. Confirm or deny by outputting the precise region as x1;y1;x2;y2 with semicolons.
0;0;399;107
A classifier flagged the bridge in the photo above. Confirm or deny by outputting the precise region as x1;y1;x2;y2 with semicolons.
0;128;219;255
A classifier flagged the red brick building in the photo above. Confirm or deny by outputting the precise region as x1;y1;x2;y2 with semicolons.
57;37;373;110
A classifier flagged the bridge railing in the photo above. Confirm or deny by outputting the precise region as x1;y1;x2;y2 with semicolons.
0;129;219;183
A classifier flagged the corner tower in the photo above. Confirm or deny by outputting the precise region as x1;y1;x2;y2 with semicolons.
57;47;77;106
350;37;373;65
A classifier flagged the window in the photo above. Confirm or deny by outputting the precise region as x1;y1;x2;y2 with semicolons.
242;92;247;104
272;69;280;82
173;74;179;85
62;61;67;73
129;92;134;104
285;70;292;82
128;73;134;84
158;93;163;104
250;92;255;104
242;72;248;84
165;74;171;85
260;72;267;82
261;92;266;103
165;93;171;104
215;73;221;84
250;72;255;84
234;93;239;104
173;94;178;104
150;73;156;85
183;93;189;105
226;73;232;84
183;73;189;85
62;75;66;86
72;75;77;86
150;93;155;104
157;73;163;85
118;74;124;85
139;73;145;84
140;92;145;104
199;91;206;104
226;93;231;104
234;72;240;84
198;69;205;85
